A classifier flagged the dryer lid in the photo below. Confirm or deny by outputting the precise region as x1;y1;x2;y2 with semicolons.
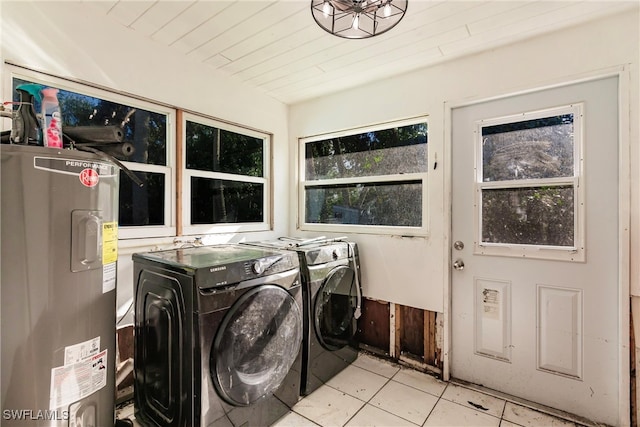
134;244;280;268
314;265;358;350
133;244;299;287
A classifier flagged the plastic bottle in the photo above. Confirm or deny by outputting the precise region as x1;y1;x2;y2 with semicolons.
10;83;43;145
41;87;63;148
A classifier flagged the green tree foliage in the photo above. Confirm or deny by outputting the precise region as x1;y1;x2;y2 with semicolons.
186;122;263;177
482;186;574;246
13;78;167;165
185;120;265;223
480;115;575;246
305;123;427;226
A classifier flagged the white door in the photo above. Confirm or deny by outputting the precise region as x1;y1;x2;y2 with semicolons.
451;76;622;425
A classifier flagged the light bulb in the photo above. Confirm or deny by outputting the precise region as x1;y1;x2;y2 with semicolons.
322;0;331;17
383;3;391;17
352;13;360;30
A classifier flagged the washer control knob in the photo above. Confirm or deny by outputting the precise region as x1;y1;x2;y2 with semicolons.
332;249;340;260
253;260;265;274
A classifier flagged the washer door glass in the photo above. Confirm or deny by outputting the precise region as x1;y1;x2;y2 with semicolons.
314;265;357;351
211;284;302;406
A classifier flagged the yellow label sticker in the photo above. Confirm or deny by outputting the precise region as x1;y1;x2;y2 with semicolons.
102;222;118;264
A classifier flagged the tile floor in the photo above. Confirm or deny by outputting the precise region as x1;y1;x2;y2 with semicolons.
117;353;584;427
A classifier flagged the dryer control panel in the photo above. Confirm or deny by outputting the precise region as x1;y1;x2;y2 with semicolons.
304;242;350;266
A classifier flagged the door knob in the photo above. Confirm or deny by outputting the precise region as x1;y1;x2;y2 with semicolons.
453;259;465;270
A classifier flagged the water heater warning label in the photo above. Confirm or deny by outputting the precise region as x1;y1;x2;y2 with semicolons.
102;222;118;264
49;349;108;410
103;263;116;294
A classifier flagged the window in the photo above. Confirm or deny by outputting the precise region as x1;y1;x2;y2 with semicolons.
182;113;270;234
9;70;175;239
476;105;584;261
300;118;428;235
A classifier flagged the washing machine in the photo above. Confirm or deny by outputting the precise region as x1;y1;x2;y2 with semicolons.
132;244;303;427
242;237;362;396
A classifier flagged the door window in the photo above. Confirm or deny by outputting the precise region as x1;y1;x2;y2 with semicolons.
314;266;357;350
211;285;301;406
476;105;584;261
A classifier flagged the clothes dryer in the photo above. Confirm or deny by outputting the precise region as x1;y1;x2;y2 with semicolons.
242;237;362;396
133;244;303;427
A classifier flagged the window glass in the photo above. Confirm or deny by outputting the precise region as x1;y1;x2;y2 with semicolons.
306;181;422;226
186;121;263;176
482;114;574;182
301;119;428;234
184;115;269;231
306;123;427;179
13;78;167;165
478;106;580;252
119;171;166;226
482;186;574;246
190;177;264;224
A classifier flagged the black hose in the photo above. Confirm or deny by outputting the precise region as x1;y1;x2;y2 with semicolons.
71;142;144;188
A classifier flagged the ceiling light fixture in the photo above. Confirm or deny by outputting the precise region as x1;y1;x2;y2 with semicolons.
311;0;408;39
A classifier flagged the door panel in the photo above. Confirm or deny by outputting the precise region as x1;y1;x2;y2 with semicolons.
135;270;186;426
537;285;582;378
451;77;620;425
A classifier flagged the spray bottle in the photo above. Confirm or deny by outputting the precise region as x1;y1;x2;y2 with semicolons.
41;87;63;148
10;83;43;145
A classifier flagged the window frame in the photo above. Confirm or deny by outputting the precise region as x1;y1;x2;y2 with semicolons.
298;117;429;236
181;112;272;235
473;104;585;261
4;65;176;240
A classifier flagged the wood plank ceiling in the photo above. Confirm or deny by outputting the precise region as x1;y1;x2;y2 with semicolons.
82;0;636;105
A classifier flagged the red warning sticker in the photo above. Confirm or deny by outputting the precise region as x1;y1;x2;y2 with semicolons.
79;168;99;187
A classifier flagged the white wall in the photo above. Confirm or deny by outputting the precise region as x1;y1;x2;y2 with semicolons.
0;1;292;325
288;9;639;313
